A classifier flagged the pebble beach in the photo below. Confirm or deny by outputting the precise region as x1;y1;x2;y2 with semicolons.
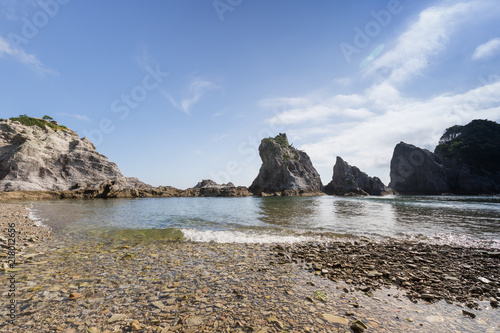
1;203;499;332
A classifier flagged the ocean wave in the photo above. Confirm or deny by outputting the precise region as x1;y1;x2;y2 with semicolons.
399;232;500;249
25;205;50;228
180;228;322;244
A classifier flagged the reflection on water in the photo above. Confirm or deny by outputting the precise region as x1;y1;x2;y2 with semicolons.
258;196;321;226
29;195;500;246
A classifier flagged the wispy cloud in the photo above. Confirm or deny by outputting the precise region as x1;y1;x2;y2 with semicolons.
472;38;500;60
162;78;222;114
56;113;90;122
180;79;222;114
0;0;38;21
260;1;499;183
0;36;57;75
366;1;477;84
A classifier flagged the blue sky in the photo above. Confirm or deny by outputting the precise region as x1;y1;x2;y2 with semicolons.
1;0;499;189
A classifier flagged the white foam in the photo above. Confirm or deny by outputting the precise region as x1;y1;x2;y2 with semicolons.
180;228;322;244
25;205;50;228
401;232;500;249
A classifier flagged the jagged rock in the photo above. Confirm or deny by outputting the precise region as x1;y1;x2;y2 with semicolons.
185;179;252;197
0;117;254;198
0;118;123;191
193;179;235;189
389;142;500;194
324;156;389;195
249;133;323;196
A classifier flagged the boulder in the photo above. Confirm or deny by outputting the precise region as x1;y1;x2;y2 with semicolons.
249;133;323;196
324;156;389;195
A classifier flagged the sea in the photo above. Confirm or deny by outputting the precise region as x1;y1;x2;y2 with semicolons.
28;195;500;248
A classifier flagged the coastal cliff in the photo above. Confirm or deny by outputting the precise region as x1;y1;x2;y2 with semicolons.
0;116;125;191
249;133;323;196
0;116;251;198
324;156;389;195
389;120;500;194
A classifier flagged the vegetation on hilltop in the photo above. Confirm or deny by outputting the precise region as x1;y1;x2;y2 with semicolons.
436;119;500;172
1;115;68;131
262;134;300;160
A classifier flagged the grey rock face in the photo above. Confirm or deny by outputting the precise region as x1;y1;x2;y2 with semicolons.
389;142;500;194
249;133;323;195
0;119;124;191
324;156;388;195
187;179;251;197
389;142;452;194
193;179;235;189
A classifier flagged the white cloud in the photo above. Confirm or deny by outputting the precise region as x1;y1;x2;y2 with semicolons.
0;0;38;21
0;36;57;75
472;38;500;60
181;79;222;114
260;1;500;184
366;2;478;84
162;78;222;115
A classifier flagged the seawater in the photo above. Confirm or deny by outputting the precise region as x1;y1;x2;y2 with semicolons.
29;195;500;247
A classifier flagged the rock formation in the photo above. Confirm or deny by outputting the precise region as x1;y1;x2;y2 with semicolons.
390;142;500;194
184;179;252;197
389;143;454;194
0;117;253;198
389;119;500;195
0;118;124;191
193;179;235;189
249;133;323;196
324;156;389;195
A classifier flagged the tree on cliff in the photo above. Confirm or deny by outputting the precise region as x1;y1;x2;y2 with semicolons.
435;119;500;172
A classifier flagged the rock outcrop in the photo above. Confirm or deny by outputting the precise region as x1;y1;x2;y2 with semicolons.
390;120;500;194
389;143;453;194
184;179;252;197
249;133;323;196
0;118;252;198
0;118;125;191
389;142;500;195
324;156;389;195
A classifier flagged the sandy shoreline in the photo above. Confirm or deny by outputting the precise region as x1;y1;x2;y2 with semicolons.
0;203;499;332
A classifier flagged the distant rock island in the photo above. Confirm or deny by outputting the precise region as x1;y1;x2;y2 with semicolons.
389;119;500;194
0;115;498;198
248;133;323;196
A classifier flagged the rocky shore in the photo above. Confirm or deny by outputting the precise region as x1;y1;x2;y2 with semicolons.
274;240;500;310
1;204;499;332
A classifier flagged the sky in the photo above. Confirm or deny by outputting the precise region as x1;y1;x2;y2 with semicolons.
1;0;499;189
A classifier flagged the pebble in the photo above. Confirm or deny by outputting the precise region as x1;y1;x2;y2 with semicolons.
319;314;348;325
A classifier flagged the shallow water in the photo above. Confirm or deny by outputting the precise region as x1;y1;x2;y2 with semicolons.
29;195;500;247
